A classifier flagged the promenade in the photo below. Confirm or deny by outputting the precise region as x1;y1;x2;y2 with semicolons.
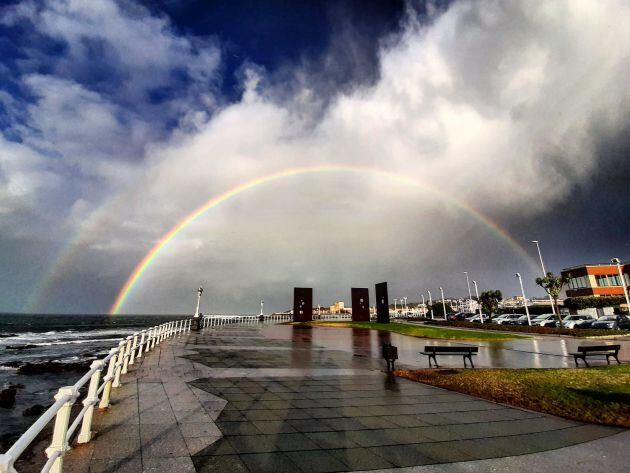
40;324;627;472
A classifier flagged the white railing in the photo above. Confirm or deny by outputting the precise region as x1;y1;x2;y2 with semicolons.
199;312;378;326
0;318;192;473
200;313;293;328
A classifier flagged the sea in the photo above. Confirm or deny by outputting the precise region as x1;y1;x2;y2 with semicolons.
0;313;184;449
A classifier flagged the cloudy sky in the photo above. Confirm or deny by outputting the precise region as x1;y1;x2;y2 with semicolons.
1;0;629;315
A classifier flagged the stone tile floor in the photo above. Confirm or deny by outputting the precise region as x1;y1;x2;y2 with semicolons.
52;324;625;473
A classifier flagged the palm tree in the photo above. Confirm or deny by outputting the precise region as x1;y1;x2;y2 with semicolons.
536;272;570;324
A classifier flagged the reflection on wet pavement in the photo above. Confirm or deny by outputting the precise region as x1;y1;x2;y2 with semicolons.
260;325;630;369
186;325;622;472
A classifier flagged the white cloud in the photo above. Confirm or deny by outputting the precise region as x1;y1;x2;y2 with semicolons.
5;0;630;313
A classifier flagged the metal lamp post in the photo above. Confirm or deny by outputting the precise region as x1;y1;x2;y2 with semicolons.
427;291;433;319
194;287;203;318
532;240;556;315
259;300;264;321
472;280;483;323
611;258;630;312
403;297;408;317
421;294;426;318
463;272;473;313
394;299;398;316
439;286;447;320
515;273;531;325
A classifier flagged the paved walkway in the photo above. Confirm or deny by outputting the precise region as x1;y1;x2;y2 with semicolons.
58;324;625;472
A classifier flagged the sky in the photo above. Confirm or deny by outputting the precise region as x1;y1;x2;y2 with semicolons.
1;0;629;315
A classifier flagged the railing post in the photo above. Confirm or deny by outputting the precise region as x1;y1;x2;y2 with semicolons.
112;340;126;388
129;333;139;366
137;331;146;358
99;349;118;409
45;386;76;473
77;360;104;444
121;336;132;374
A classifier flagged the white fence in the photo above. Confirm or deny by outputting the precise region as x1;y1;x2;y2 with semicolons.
0;319;192;473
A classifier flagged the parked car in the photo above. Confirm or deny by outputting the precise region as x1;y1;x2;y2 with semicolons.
562;315;594;329
573;318;596;329
466;314;490;323
447;312;469;321
590;315;630;330
505;314;530;325
531;313;558;327
493;313;523;325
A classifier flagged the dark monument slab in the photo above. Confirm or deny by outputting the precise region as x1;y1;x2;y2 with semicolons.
351;288;370;322
293;287;313;322
375;282;390;323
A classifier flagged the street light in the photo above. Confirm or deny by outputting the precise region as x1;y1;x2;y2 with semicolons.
439;286;447;320
515;273;531;325
463;271;473;313
421;294;426;317
403;297;408;317
611;258;630;312
194;287;203;318
472;280;483;323
427;290;433;319
394;298;398;315
532;240;556;315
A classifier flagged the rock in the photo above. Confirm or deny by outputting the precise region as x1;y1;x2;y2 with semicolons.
23;404;47;417
0;388;16;408
5;344;38;350
0;333;17;338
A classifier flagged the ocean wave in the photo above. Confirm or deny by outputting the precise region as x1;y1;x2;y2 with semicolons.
33;338;122;346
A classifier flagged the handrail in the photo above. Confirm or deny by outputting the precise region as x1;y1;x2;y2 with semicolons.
0;318;192;473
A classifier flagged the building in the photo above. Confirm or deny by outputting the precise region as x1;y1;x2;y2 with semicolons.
329;301;346;314
561;262;630;298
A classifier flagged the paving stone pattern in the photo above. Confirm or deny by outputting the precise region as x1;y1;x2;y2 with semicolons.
58;325;621;473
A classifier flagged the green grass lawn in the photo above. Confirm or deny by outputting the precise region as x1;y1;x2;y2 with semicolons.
396;364;630;427
293;321;526;341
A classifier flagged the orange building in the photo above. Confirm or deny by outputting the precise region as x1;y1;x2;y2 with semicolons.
562;262;630;297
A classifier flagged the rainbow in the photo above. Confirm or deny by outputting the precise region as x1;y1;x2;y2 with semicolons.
109;164;538;315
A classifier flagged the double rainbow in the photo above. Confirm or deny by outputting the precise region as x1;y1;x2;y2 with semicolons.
108;164;536;315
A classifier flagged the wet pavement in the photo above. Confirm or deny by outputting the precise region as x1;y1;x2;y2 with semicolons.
263;324;630;369
56;324;626;473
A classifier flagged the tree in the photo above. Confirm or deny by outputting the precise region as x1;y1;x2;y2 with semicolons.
536;272;570;324
430;302;453;319
479;290;502;316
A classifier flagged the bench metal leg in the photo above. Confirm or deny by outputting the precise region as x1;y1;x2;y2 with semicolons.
428;354;438;368
463;354;474;368
574;355;588;367
606;354;620;365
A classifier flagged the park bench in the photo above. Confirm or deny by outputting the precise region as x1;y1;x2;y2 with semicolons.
420;345;478;368
570;344;621;367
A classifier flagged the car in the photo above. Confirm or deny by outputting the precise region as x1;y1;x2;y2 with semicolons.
466;313;490;323
448;312;469;321
531;313;558;327
493;313;523;325
573;318;595;329
562;315;594;329
507;314;531;325
590;315;630;330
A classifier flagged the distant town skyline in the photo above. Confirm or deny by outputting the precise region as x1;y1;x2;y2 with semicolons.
1;0;629;314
